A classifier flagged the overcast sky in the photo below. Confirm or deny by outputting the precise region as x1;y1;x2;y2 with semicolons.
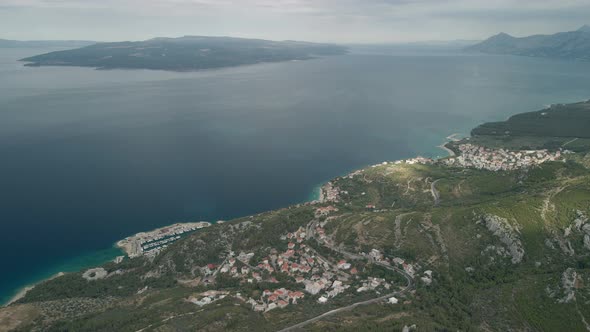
1;0;590;43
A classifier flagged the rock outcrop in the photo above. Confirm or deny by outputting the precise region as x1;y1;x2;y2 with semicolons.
558;268;578;303
565;210;590;251
481;214;525;264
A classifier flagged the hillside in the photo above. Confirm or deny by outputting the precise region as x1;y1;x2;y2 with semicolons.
2;102;590;331
466;26;590;60
467;101;590;152
19;36;348;71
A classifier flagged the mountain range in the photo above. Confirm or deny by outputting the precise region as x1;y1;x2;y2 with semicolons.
467;25;590;60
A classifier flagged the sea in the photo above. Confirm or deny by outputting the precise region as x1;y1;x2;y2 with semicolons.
2;46;590;304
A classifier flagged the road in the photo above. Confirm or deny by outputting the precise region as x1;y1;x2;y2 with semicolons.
277;285;411;332
563;137;579;147
277;221;414;332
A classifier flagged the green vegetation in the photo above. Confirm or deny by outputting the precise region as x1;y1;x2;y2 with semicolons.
472;101;590;139
468;101;590;152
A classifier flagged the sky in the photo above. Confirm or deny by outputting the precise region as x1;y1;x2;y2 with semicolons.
1;0;590;43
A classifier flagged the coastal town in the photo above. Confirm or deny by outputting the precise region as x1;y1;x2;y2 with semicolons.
442;143;563;171
52;135;571;325
116;222;211;258
185;207;416;314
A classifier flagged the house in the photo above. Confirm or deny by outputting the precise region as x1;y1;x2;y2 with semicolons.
281;263;289;273
277;300;288;308
318;296;328;304
337;260;351;270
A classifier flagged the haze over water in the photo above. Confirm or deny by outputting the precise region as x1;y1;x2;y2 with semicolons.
2;47;590;303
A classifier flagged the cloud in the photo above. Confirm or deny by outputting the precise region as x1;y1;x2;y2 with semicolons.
1;0;590;42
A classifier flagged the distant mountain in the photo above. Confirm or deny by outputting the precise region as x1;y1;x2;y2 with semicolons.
466;25;590;60
0;39;95;48
20;36;348;71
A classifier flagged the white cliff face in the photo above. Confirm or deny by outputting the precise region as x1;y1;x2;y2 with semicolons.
565;210;590;251
558;268;578;303
579;212;590;250
481;214;525;264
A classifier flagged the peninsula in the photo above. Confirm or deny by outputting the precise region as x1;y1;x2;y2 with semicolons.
2;101;590;331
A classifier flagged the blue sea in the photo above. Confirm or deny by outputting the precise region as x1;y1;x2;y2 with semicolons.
2;46;590;303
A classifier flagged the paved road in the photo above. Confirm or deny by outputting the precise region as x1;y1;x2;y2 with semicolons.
277;224;414;332
277;285;411;332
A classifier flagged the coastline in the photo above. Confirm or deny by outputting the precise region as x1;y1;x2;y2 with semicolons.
1;246;123;307
6;272;64;306
307;183;323;202
437;133;463;157
2;132;464;307
437;143;456;157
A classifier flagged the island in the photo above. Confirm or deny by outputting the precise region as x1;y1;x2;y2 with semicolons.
19;36;348;71
2;101;590;331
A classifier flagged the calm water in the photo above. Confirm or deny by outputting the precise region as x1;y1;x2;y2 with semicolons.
2;47;590;303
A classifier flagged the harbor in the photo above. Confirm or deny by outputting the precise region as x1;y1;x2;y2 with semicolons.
116;222;212;258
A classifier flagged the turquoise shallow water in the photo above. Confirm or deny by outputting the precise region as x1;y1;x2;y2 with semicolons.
6;247;123;304
2;48;590;304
